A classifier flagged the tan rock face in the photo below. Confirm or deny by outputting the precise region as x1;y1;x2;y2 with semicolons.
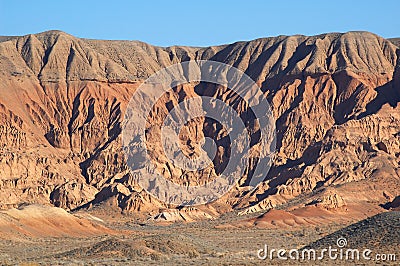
314;192;347;210
0;30;399;217
152;207;215;223
50;181;98;210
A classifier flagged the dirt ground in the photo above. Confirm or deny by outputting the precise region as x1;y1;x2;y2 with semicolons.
0;215;365;265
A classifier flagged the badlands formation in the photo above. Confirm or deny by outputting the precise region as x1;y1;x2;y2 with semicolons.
0;31;399;263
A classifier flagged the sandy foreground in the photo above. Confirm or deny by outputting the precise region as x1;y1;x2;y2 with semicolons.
0;205;398;265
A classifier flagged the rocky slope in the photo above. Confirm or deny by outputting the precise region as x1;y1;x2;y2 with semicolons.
0;204;112;239
304;211;400;255
0;31;399;221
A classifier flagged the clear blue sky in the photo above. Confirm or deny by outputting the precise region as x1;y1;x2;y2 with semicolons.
0;0;398;47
